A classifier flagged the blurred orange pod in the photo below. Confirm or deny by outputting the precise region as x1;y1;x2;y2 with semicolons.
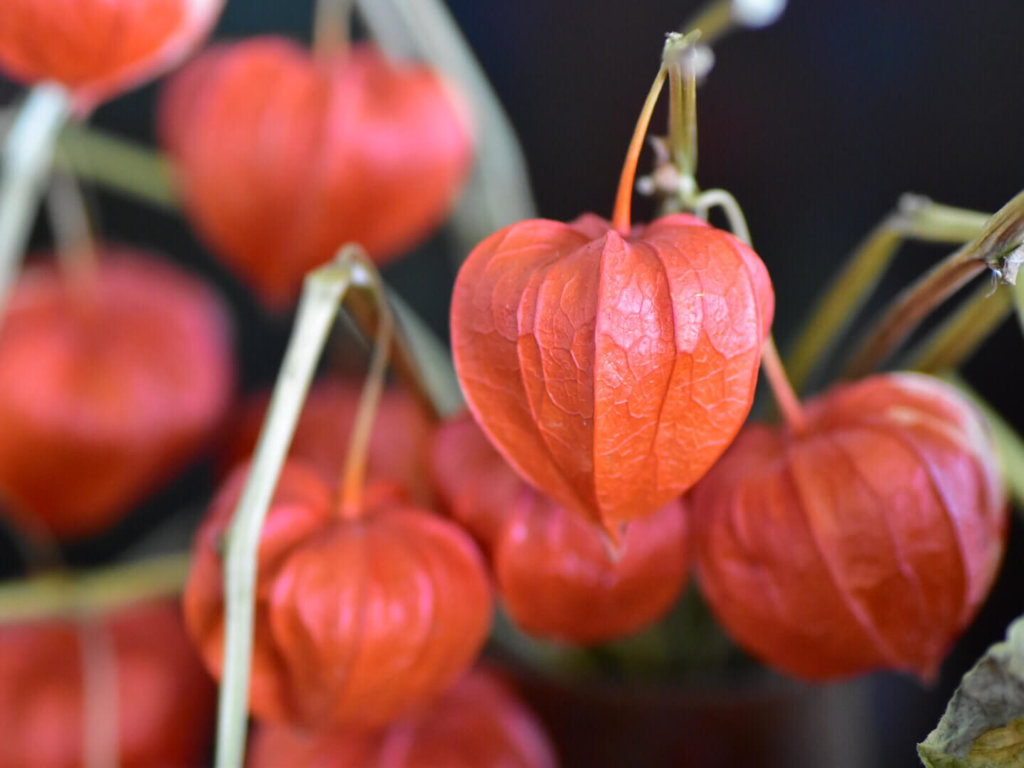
248;668;558;768
0;0;224;113
160;37;474;308
430;414;690;645
185;460;492;728
0;248;235;540
0;600;216;768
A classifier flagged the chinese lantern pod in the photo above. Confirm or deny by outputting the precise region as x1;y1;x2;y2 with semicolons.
220;378;434;504
248;669;559;768
691;372;1007;681
496;491;689;645
0;601;216;768
0;0;223;113
184;460;493;728
430;413;691;645
427;412;527;553
0;249;235;539
451;212;774;533
159;37;474;308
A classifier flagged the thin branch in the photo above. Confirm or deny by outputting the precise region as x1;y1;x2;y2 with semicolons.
0;552;190;624
843;190;1024;379
904;283;1012;374
786;195;990;392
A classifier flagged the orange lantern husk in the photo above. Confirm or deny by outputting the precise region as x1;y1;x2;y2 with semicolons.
496;488;688;645
248;668;558;768
0;600;216;768
430;413;690;645
690;372;1008;681
0;0;224;113
450;43;773;537
451;211;773;536
159;38;474;308
0;248;235;539
184;460;493;728
427;412;528;554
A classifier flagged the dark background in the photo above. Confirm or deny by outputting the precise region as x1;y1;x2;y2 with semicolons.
3;1;1024;766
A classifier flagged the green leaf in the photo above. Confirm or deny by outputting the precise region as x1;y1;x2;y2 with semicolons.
917;616;1024;767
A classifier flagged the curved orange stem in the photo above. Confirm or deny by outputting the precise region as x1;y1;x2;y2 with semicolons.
761;335;807;433
612;65;667;233
338;281;395;520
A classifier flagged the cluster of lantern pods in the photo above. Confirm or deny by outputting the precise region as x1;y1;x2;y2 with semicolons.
0;0;1013;766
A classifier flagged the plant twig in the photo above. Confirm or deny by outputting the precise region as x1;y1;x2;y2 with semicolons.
843;190;1024;379
339;269;394;518
0;552;190;624
665;31;700;184
694;187;751;244
904;282;1012;374
0;85;73;318
681;0;788;44
54;121;178;209
313;0;355;58
345;286;462;420
215;249;365;768
786;195;990;392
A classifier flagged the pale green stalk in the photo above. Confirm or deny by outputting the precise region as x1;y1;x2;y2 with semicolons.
682;0;788;43
54;121;178;209
214;249;368;768
787;195;990;392
0;84;72;316
0;552;190;624
844;190;1024;379
904;282;1012;374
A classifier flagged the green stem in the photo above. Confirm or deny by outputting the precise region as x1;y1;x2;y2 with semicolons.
46;156;101;291
0;84;73;319
693;187;751;244
682;0;733;40
786;195;990;393
54;122;178;209
344;284;462;421
844;190;1024;379
385;287;464;417
215;248;363;768
339;261;394;518
313;0;354;58
0;552;190;624
665;31;700;184
46;166;96;263
904;282;1012;374
357;0;537;258
681;0;788;42
843;247;988;378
